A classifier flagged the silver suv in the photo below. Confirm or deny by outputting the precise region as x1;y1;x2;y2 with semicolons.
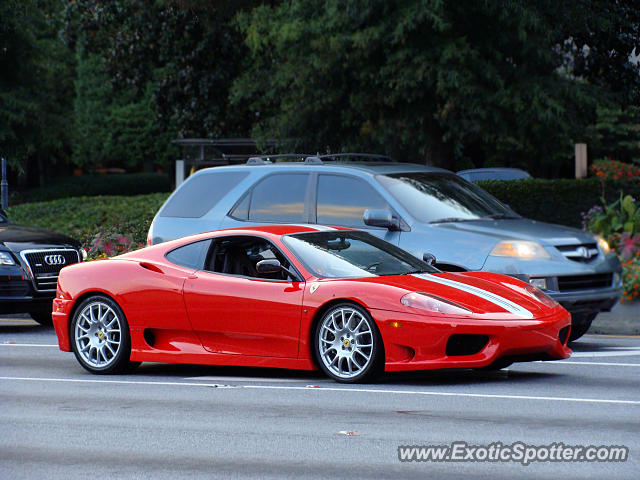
148;155;622;340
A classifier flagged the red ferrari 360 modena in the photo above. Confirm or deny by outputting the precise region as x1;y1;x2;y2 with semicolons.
52;225;571;383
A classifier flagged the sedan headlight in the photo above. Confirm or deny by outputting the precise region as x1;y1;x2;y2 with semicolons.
401;292;472;315
595;235;610;254
0;252;15;265
489;240;550;260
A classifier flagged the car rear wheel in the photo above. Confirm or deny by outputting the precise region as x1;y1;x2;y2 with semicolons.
315;303;383;383
71;295;132;374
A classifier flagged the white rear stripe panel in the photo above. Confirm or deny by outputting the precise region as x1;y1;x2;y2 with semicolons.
413;274;534;319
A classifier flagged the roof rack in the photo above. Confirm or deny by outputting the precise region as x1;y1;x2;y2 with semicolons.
245;152;397;165
317;153;396;163
246;154;311;165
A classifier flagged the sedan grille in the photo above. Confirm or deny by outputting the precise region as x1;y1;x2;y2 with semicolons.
557;273;613;292
20;249;80;292
555;243;599;263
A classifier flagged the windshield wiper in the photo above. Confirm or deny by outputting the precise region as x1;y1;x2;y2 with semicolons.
484;213;521;220
428;217;475;224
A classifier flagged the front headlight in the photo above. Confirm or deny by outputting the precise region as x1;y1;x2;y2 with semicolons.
401;292;472;315
522;284;558;308
489;240;550;260
595;235;610;254
0;252;15;265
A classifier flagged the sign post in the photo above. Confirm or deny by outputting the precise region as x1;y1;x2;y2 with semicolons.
1;158;8;211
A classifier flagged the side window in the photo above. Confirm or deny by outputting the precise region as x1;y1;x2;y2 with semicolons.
246;173;309;223
206;236;294;281
165;239;211;269
317;175;389;227
160;171;249;218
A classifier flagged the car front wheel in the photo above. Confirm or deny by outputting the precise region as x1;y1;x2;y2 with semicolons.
315;303;383;383
71;295;132;374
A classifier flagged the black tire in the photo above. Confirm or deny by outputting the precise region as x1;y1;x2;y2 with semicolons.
70;295;132;374
314;302;384;383
29;308;53;326
569;312;597;342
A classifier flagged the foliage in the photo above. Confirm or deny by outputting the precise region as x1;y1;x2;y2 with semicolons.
621;253;640;303
583;193;640;256
6;193;169;247
583;193;640;302
87;233;143;259
586;107;640;165
0;0;75;177
71;46;177;171
479;179;640;229
63;0;256;141
233;0;640;174
16;173;171;203
590;158;640;180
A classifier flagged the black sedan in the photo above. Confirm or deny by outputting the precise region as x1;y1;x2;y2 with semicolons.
0;210;84;325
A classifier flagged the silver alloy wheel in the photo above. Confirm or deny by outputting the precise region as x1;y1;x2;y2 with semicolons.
74;301;122;368
318;306;374;379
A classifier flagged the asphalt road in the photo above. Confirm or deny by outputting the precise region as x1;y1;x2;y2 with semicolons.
1;318;639;480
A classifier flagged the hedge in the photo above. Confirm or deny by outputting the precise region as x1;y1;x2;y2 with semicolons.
6;193;169;247
478;178;640;228
14;173;171;203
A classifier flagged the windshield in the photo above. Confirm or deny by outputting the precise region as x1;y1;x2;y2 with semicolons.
377;172;519;223
282;230;436;279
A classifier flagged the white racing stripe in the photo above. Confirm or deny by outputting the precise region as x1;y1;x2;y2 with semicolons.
413;273;534;319
0;375;638;405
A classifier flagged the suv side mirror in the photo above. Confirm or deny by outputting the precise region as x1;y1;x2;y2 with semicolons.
363;209;399;230
423;253;436;265
256;259;282;274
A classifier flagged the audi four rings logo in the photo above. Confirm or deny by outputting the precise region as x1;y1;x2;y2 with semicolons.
44;254;66;266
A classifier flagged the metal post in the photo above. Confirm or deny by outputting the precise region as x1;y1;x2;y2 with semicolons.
1;158;8;211
175;159;185;188
575;143;588;179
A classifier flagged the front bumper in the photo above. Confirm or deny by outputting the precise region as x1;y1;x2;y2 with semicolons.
0;276;54;314
374;308;571;371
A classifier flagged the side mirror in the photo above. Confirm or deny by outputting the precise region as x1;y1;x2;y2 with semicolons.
363;209;399;230
423;253;436;265
256;259;282;274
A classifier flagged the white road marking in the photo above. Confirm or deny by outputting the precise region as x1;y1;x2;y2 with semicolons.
571;347;640;358
187;376;315;383
557;361;640;367
0;343;58;347
0;376;638;405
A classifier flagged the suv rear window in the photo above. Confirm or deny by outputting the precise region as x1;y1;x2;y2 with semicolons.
160;171;248;218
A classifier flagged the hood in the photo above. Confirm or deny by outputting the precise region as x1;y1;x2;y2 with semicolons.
0;224;80;251
375;271;560;319
434;218;595;246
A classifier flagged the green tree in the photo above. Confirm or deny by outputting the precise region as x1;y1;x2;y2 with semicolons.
233;0;640;174
1;0;75;183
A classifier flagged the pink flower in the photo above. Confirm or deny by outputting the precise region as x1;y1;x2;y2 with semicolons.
104;242;115;256
619;232;640;261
